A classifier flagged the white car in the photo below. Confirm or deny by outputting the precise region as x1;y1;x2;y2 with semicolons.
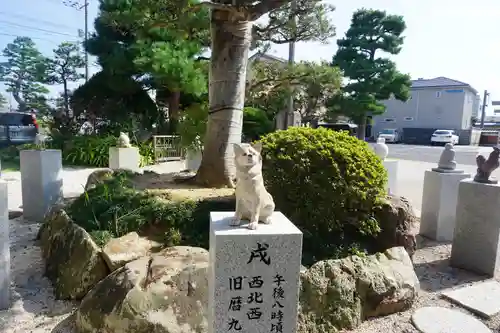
378;129;401;143
430;129;459;145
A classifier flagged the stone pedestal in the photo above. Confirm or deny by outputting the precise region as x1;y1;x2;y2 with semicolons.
383;159;399;195
209;211;303;333
186;149;202;172
109;147;140;171
420;170;470;241
20;150;63;222
451;179;500;276
0;180;9;309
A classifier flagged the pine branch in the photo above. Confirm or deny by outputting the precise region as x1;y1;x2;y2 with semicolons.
249;0;293;20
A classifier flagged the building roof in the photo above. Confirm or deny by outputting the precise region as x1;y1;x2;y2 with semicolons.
248;52;287;63
411;76;478;94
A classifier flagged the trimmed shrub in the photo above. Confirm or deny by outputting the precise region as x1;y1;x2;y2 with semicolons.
260;127;387;264
67;171;235;248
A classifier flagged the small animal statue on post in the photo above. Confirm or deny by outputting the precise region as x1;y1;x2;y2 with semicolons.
231;142;275;230
117;132;132;148
474;146;500;184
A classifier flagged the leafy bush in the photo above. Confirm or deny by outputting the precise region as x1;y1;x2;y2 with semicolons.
242;107;274;142
52;134;154;168
67;171;235;248
260;127;387;264
0;143;39;171
62;135;116;167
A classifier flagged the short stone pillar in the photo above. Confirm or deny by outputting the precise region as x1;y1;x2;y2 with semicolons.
420;170;470;241
0;180;9;309
450;179;500;276
20;149;63;221
109;147;140;171
209;211;303;333
186;149;202;172
383;159;399;195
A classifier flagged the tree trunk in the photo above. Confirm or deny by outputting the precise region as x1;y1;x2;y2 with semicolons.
195;10;253;187
155;88;170;133
168;91;181;133
357;116;367;140
63;80;69;117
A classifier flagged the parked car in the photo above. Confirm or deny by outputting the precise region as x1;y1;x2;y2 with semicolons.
378;128;401;143
0;112;39;146
316;122;358;136
430;129;459;145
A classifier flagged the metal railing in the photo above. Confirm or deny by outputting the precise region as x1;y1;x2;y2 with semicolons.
153;135;183;163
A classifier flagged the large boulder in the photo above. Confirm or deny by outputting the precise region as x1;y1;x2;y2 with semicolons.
75;246;209;333
373;195;418;258
298;247;419;333
84;168;114;191
39;208;109;300
101;232;162;271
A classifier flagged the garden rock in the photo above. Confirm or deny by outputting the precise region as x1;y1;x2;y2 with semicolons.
84;168;114;191
101;232;162;271
373;195;418;258
75;246;209;333
298;246;419;332
39;208;109;300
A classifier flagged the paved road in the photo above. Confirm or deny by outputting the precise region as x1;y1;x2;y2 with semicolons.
384;144;491;166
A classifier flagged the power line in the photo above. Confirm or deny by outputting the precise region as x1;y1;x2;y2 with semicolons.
0;20;78;38
0;11;80;31
0;32;76;44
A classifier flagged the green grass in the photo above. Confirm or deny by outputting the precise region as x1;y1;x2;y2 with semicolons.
1;159;20;172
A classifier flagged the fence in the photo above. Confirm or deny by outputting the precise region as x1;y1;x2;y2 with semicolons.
152;135;183;163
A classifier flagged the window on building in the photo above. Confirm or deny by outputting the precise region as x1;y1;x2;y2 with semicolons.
404;117;414;121
436;91;442;98
384;118;395;122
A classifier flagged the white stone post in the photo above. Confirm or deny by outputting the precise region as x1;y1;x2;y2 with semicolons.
0;180;9;309
420;170;470;241
451;179;500;276
186;149;202;172
20;150;63;222
383;159;399;195
109;147;140;172
209;211;303;333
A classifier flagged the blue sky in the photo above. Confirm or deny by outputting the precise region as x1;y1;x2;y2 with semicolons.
1;0;499;113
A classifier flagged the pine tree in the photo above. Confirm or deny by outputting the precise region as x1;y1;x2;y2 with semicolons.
0;37;50;112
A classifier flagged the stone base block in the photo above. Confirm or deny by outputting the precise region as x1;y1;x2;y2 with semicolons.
20;150;63;222
451;179;500;276
383;159;399;195
0;180;9;310
186;149;202;171
109;147;140;171
420;170;470;241
209;211;303;333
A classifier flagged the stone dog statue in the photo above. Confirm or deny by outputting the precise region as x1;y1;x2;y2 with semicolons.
117;132;132;148
474;146;500;184
230;142;275;230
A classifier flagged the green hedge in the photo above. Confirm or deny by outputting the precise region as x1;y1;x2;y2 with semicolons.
260;127;388;264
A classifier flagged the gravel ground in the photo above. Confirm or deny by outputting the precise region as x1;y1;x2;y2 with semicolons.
1;161;500;332
348;235;500;333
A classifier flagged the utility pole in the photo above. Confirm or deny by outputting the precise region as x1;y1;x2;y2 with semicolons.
64;0;89;82
285;0;297;129
480;90;489;128
84;0;89;81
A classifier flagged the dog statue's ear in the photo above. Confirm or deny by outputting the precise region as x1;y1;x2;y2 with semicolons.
251;141;262;153
233;143;245;155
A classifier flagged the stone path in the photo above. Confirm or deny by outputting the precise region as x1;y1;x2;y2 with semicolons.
442;281;500;318
411;307;492;333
